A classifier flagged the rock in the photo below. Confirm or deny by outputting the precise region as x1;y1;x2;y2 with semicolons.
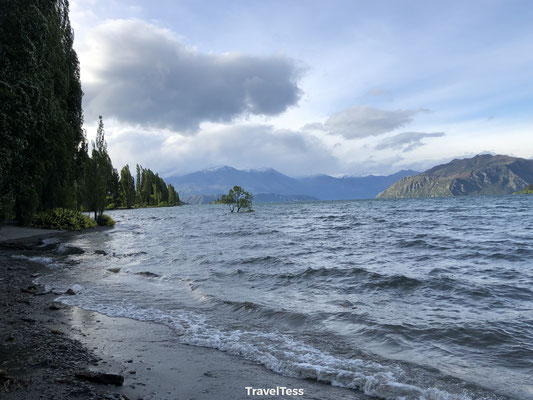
94;250;108;256
50;329;64;335
0;369;16;385
57;245;85;255
128;370;136;374
75;371;124;386
37;238;60;250
65;288;76;295
21;285;37;294
107;267;121;273
55;377;73;384
135;271;160;278
49;304;60;310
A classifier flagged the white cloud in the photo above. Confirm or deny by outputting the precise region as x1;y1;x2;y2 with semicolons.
105;123;340;177
313;106;424;139
375;131;445;152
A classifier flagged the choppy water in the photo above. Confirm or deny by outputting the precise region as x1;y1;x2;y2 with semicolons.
34;196;533;399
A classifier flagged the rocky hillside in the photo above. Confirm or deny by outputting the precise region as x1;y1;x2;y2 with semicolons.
377;154;533;198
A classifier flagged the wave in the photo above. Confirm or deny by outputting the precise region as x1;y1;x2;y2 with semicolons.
397;239;452;251
275;266;424;292
53;293;502;400
11;254;57;266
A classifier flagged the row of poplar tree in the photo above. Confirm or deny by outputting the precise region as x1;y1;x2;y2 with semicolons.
0;0;179;224
89;116;180;221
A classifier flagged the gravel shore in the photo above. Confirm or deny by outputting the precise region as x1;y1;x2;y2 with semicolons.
0;236;127;399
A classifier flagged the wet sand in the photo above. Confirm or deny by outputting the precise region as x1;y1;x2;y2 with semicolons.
0;225;63;242
0;229;365;400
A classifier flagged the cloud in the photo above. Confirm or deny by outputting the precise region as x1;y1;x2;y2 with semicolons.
80;19;302;132
106;123;340;177
305;106;423;139
375;131;445;152
365;88;390;97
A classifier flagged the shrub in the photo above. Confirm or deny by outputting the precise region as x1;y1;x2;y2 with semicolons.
97;214;116;227
32;208;97;231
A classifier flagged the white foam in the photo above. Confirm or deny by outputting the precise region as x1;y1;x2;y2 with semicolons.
11;255;57;266
51;291;482;400
38;238;60;247
71;284;83;293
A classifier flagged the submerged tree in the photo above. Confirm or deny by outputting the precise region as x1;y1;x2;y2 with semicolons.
220;186;253;212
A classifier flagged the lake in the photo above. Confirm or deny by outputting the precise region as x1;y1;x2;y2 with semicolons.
36;196;533;399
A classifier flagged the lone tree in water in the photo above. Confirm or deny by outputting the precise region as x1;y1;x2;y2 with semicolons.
220;186;253;212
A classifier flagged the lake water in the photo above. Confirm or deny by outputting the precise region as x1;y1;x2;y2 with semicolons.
36;196;533;399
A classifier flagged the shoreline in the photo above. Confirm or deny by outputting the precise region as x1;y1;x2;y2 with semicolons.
0;229;365;400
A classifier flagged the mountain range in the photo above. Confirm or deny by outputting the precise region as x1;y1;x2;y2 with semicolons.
377;154;533;198
165;166;418;203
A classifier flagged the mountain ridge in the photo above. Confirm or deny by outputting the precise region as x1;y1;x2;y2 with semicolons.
166;166;418;201
377;154;533;198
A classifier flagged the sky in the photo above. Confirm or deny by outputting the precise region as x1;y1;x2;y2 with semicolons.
70;0;533;177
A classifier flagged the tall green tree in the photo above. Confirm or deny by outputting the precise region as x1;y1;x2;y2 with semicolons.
135;164;142;204
0;0;85;223
119;165;135;209
107;167;120;208
132;165;179;208
168;184;179;205
86;116;113;219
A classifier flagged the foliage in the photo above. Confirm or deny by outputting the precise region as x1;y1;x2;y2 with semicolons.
107;167;120;209
0;193;15;224
168;184;179;206
134;165;180;207
0;2;181;226
520;184;533;194
119;165;135;208
96;213;116;227
85;116;114;219
220;186;253;212
1;0;85;224
32;208;96;231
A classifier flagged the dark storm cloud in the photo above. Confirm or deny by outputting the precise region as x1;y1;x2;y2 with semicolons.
81;20;302;132
375;131;445;152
